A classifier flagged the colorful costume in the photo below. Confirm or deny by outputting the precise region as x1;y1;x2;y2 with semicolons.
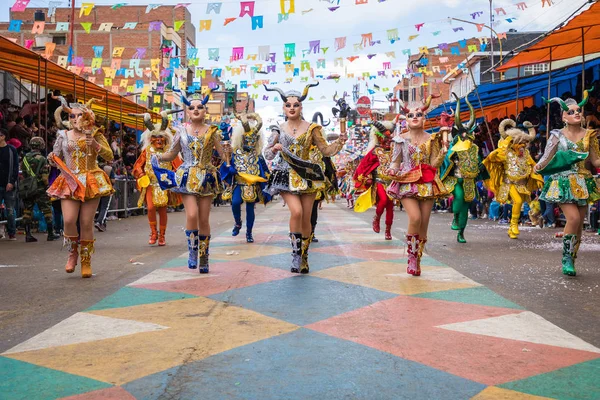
483;119;544;239
221;112;271;243
264;83;346;273
440;95;488;243
47;100;114;278
21;137;61;242
386;95;447;276
132;112;182;246
353;120;396;240
536;91;600;275
152;91;224;274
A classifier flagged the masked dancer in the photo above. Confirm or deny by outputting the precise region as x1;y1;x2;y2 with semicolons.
132;112;182;246
483;119;543;239
535;90;600;276
264;83;347;273
47;99;114;278
354;118;397;240
152;89;229;273
440;94;488;243
221;111;270;243
386;95;448;276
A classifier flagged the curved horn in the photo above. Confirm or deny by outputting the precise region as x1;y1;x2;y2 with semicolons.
420;93;440;112
543;96;569;112
373;121;387;135
129;112;155;132
499;119;515;138
465;96;476;131
202;86;217;105
180;91;191;107
247;113;263;133
299;82;319;102
263;84;288;102
452;93;462;129
578;86;594;107
312;112;330;126
85;97;100;109
333;91;339;102
238;112;251;132
160;111;170;131
398;100;410;114
523;121;537;141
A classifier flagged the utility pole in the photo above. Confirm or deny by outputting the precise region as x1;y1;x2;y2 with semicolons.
490;0;495;83
69;0;75;59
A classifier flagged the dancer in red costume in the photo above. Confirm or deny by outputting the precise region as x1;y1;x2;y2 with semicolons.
353;118;397;240
386;96;448;276
131;112;182;246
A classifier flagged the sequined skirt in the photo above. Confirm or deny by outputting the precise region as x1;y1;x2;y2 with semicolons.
540;173;600;206
265;169;327;196
47;169;114;201
138;184;182;208
171;166;223;197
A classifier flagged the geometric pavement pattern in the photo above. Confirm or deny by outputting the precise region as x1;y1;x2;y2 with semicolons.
1;204;599;400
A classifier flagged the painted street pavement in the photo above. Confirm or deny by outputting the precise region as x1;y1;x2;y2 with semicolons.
1;204;599;400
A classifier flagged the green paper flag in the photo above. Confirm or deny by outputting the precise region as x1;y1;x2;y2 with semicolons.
81;22;92;33
112;3;127;9
174;20;184;31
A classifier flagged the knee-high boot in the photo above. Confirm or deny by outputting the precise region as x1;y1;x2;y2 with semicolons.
149;221;158;245
417;237;427;274
79;239;95;278
300;234;312;274
289;232;302;273
64;235;79;273
185;230;199;269
562;234;577;276
198;235;210;274
158;225;167;246
406;233;421;276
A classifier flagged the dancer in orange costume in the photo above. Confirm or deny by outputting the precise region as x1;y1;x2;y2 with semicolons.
47;98;114;278
132;112;183;246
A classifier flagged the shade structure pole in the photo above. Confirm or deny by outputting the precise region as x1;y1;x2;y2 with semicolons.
516;66;521;115
546;48;553;140
581;27;586;94
44;59;48;150
37;56;41;129
83;79;86;103
105;91;109;131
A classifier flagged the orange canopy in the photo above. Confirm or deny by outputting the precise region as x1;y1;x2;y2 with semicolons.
497;2;600;72
0;35;156;126
426;97;534;130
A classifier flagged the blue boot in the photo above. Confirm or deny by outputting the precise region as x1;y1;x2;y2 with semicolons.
199;235;210;274
232;220;242;236
186;230;199;269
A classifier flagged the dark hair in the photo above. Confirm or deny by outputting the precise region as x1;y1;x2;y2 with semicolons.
0;128;7;137
15;117;24;124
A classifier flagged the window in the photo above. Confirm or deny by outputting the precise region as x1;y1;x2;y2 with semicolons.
523;63;550;76
52;35;66;45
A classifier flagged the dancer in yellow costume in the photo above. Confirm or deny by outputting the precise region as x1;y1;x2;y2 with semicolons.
483;119;544;239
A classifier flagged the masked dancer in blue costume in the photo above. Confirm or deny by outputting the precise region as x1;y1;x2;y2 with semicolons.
264;83;347;273
221;111;271;243
152;88;230;273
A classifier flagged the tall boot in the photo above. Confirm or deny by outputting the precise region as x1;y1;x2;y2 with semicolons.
561;234;577;276
185;230;199;269
372;213;382;233
289;232;302;273
406;233;421;276
46;221;60;241
64;235;79;273
311;227;318;243
300;234;312;274
232;219;242;236
148;221;158;245
25;223;38;243
451;214;460;230
158;225;166;246
246;230;254;243
417;237;427;275
385;224;392;240
573;236;581;259
198;235;210;274
508;212;520;239
457;229;466;243
79;239;95;278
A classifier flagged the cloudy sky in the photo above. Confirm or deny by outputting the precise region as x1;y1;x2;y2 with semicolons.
2;0;591;122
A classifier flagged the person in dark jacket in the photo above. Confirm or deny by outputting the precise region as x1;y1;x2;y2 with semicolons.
0;128;19;240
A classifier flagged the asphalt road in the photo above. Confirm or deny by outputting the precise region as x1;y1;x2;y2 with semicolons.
1;200;599;353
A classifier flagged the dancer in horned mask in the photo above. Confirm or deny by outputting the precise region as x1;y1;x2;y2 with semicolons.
264;83;347;273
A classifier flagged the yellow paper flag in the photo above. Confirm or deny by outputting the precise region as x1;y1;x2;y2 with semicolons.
81;22;92;33
354;187;375;213
80;3;94;17
174;20;184;31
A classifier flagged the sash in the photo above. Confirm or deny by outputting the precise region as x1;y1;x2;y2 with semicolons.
281;148;325;181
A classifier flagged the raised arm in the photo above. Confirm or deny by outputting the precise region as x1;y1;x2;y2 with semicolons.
312;126;345;157
589;129;600;168
157;130;182;162
94;130;114;162
264;130;280;160
534;131;560;171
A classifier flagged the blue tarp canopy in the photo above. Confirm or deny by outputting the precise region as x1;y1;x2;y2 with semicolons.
427;58;600;119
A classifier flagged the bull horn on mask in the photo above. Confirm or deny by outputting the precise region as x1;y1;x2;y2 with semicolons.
128;112;156;132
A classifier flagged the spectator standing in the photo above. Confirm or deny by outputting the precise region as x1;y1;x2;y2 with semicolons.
0;128;19;240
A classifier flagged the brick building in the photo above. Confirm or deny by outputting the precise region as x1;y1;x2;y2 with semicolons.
0;5;196;108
